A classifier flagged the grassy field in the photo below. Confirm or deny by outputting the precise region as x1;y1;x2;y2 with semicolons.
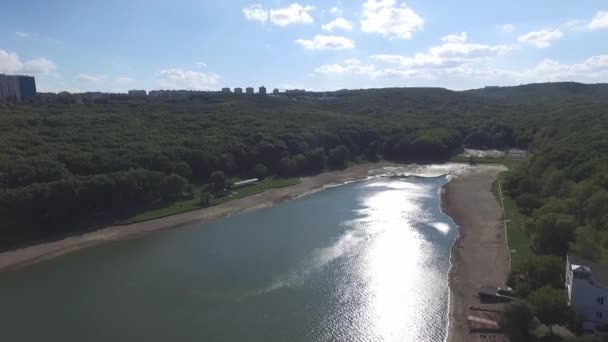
497;172;533;272
122;177;301;224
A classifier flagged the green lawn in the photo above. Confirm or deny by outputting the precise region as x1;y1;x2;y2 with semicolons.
497;171;533;272
122;177;301;224
209;177;301;206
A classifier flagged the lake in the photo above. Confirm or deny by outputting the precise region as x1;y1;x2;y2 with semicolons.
0;175;458;341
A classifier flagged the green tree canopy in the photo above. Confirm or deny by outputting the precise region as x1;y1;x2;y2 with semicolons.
530;286;570;335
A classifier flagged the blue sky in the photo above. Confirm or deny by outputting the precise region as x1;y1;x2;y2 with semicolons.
1;0;607;92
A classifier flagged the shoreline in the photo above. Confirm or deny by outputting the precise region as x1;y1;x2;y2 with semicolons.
0;161;403;273
442;164;509;342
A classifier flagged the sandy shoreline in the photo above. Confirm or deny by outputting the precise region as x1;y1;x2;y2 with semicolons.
443;164;509;342
0;162;403;273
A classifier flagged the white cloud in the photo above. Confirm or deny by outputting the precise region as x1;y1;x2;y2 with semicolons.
76;74;105;82
243;4;269;24
270;3;315;26
322;17;353;31
517;55;608;82
360;0;424;39
316;51;608;86
0;50;56;75
316;33;512;81
15;31;31;38
371;32;510;68
243;3;315;26
22;58;56;74
296;35;354;50
315;59;377;75
330;7;343;16
500;24;514;33
589;11;608;30
518;29;563;48
196;61;207;68
564;19;585;31
158;68;220;90
440;32;467;43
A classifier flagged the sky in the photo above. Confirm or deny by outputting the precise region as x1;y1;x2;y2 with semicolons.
1;0;608;92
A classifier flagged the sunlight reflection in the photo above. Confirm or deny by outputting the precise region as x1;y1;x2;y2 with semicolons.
353;179;445;340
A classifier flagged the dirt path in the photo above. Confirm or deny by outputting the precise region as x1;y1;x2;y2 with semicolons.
443;165;510;342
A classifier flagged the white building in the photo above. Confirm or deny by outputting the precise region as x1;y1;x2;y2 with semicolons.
231;178;259;189
566;255;608;332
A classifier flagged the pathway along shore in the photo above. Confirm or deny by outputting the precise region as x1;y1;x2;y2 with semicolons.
443;164;510;342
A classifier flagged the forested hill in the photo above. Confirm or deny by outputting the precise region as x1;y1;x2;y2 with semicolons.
1;83;607;249
462;82;608;101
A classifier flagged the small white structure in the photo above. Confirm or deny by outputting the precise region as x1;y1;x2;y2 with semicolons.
566;255;608;332
232;178;259;189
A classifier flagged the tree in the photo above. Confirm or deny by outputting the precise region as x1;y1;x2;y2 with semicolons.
252;163;268;179
523;255;565;291
570;226;602;261
327;145;350;169
503;301;536;340
209;171;226;194
199;192;212;206
530;286;570;335
279;157;296;177
159;174;189;202
515;193;542;214
533;213;577;256
173;161;192;180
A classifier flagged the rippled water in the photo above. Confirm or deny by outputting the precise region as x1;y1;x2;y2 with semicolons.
0;176;458;341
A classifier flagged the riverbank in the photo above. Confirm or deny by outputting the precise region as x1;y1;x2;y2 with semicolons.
443;164;509;342
0;161;401;272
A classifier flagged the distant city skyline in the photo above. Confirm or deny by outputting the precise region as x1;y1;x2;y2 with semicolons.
1;0;607;93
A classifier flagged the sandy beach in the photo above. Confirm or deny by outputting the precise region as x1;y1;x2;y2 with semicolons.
443;164;510;342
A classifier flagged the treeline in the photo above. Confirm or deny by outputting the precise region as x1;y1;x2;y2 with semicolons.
0;83;604;249
500;99;608;340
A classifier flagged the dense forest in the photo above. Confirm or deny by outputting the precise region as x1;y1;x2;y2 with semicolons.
0;83;606;253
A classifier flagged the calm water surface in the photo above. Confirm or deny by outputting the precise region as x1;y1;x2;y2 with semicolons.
0;176;458;341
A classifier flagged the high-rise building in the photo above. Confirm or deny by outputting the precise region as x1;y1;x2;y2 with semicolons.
259;86;266;95
245;87;254;94
273;88;280;94
0;74;37;102
234;87;243;94
221;87;231;93
18;75;36;101
128;89;147;97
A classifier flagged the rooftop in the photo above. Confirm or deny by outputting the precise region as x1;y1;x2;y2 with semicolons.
569;255;608;288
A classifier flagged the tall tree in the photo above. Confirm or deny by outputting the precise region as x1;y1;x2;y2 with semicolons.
530;286;570;335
